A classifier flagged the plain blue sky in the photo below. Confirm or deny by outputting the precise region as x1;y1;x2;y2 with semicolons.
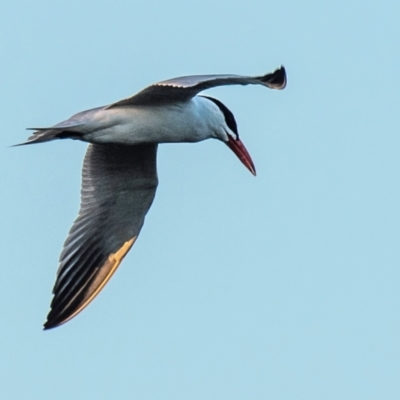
1;1;400;399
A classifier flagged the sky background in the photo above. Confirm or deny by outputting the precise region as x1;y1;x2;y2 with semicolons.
1;1;400;399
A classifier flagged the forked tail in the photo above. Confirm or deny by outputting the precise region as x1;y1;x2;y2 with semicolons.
14;128;80;146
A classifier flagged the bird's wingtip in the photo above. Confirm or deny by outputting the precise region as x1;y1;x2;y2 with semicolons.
260;65;287;90
43;323;51;331
43;317;61;330
278;65;287;89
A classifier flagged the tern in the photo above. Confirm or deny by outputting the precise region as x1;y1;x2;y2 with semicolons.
21;66;286;329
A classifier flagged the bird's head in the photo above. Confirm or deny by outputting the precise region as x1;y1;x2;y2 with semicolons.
203;96;256;176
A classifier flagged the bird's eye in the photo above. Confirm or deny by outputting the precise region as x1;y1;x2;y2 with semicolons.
202;96;239;138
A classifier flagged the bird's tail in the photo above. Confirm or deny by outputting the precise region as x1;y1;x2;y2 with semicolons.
13;129;59;146
13;128;78;146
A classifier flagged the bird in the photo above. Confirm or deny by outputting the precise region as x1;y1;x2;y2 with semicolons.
20;66;287;329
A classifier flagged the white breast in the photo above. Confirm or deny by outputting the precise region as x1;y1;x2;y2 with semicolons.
82;96;223;145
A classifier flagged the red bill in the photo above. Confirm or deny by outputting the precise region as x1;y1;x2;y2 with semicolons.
226;136;256;176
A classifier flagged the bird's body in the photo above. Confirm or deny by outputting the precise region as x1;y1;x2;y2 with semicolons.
21;66;287;329
54;97;226;145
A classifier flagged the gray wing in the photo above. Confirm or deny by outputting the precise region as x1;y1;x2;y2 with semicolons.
107;66;286;108
44;143;158;329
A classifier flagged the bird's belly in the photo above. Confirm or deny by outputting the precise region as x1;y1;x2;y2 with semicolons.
83;103;211;145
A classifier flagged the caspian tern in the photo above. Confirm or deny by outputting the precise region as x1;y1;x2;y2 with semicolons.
20;66;287;329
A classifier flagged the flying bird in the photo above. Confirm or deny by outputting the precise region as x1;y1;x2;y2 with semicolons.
21;66;287;329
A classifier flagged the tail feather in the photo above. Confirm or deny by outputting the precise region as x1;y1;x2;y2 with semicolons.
14;129;73;146
15;118;86;146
